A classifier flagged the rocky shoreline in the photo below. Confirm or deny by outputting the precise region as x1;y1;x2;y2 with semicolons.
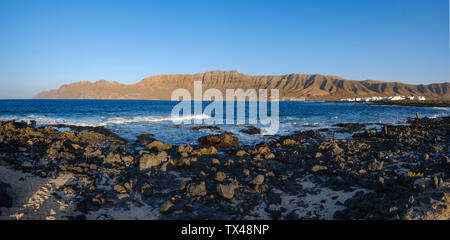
371;100;450;107
0;116;449;220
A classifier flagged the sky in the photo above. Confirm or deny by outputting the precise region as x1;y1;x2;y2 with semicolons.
0;0;448;99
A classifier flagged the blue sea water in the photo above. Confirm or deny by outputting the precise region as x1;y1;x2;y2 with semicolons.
0;100;448;145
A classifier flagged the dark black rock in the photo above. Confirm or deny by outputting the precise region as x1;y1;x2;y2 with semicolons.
198;132;239;148
240;126;262;135
266;189;282;205
0;182;13;208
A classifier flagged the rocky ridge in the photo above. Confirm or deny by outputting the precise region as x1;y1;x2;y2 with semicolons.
34;70;450;101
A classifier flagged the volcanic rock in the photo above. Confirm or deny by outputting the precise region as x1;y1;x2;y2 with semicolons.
0;182;12;208
367;159;384;172
250;175;265;185
240;126;261;135
160;200;174;213
186;182;207;197
215;172;227;182
146;141;172;152
311;165;328;173
139;151;168;170
198;133;238;148
217;184;236;199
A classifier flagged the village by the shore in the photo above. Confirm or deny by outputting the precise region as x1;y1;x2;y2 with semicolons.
340;95;426;102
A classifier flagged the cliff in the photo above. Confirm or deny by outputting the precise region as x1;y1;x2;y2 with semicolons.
34;70;450;100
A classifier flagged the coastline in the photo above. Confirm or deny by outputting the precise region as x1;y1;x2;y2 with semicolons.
1;98;449;106
0;115;449;220
324;99;450;107
370;100;450;107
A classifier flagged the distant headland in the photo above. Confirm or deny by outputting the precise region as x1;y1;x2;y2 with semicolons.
34;70;450;101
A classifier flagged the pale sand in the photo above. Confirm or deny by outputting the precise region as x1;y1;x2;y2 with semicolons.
0;165;75;220
244;176;370;220
409;182;450;220
0;165;162;220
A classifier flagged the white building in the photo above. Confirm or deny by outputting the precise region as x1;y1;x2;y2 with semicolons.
340;95;426;102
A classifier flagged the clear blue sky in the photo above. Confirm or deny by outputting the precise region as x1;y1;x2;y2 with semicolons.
0;0;448;98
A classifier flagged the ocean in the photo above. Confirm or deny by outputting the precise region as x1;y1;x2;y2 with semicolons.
0;99;448;145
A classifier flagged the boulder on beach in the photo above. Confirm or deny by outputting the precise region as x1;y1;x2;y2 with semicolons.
146;141;172;152
190;126;220;131
198;133;238;148
311;165;328;173
236;150;247;157
160;200;174;213
173;156;197;167
191;146;218;156
186;182;207;197
217;184;236;199
250;174;265;185
137;133;155;146
0;182;12;208
139;151;168;170
240;126;261;135
367;159;384;172
215;171;227;182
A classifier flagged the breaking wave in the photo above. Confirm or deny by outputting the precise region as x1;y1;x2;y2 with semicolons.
0;114;212;126
104;114;211;125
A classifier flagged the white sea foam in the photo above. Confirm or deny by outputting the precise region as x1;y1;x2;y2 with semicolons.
428;114;441;119
432;107;450;111
0;114;212;126
303;122;322;127
103;114;211;125
0;115;101;126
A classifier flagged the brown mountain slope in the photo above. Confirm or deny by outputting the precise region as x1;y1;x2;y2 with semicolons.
34;70;450;100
